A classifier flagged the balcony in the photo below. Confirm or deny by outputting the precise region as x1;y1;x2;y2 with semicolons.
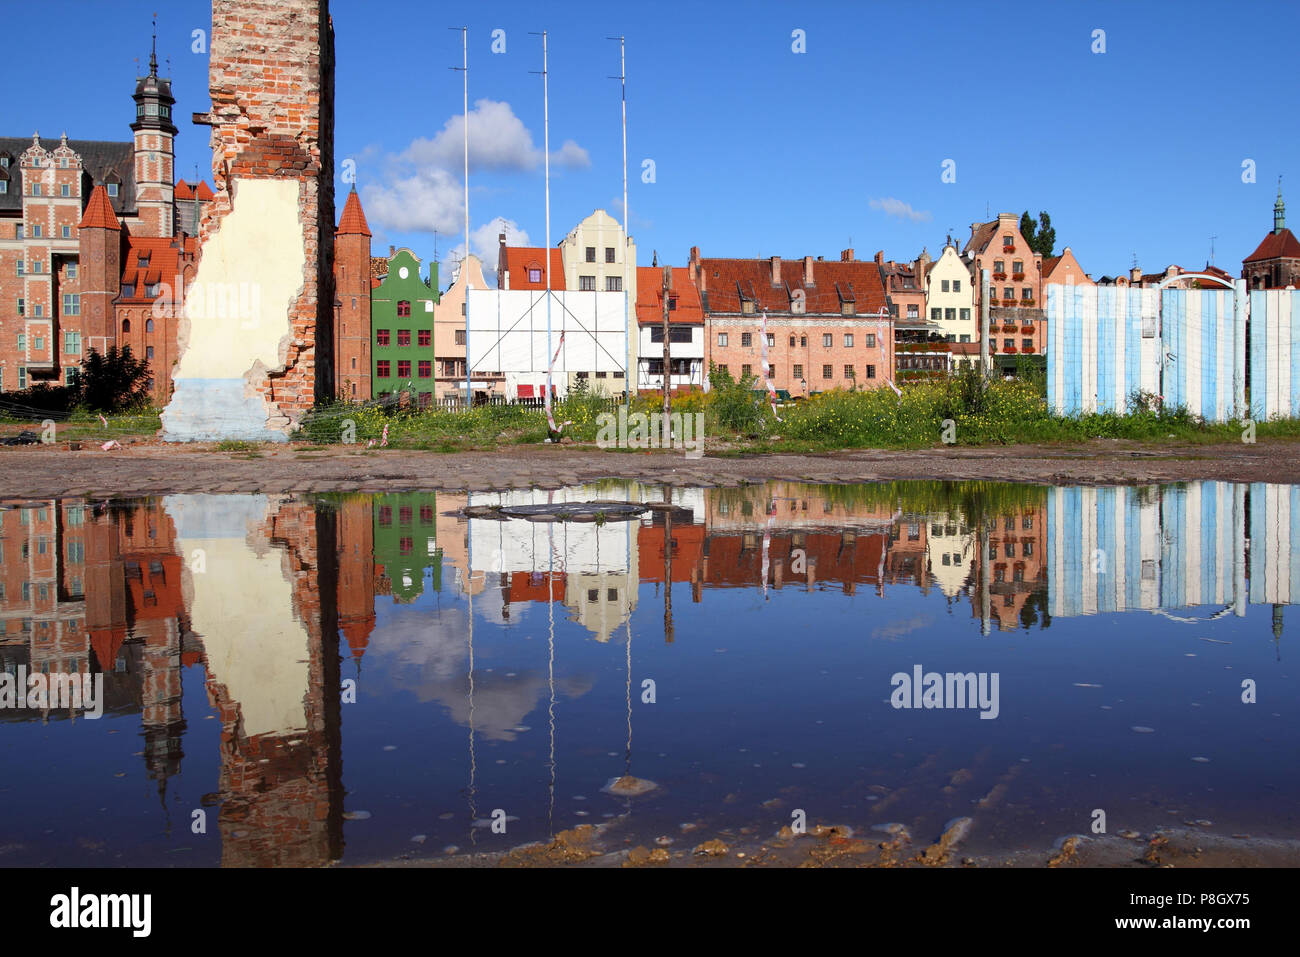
895;341;950;354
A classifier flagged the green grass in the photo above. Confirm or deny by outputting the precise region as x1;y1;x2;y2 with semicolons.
0;409;161;443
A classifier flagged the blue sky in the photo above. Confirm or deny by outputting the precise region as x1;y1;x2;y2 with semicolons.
12;0;1299;284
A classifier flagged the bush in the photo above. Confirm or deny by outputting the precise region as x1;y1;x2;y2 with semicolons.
77;346;153;413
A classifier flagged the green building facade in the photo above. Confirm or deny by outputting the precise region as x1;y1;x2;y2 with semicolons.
372;492;443;603
372;248;439;405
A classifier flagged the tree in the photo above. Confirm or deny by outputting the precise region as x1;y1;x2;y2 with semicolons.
77;345;153;413
1019;211;1056;258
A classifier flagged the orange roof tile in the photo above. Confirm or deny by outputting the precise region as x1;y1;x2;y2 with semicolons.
173;179;214;201
1243;228;1300;263
337;189;371;236
79;185;120;231
697;257;888;316
635;266;704;325
118;235;197;300
503;247;566;290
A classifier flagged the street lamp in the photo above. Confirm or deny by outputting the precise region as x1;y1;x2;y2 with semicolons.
800;377;807;397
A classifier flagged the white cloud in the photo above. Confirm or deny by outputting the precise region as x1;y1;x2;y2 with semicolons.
445;216;531;286
361;167;464;235
869;197;933;223
401;99;588;173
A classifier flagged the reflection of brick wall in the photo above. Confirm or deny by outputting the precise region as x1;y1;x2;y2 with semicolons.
208;497;342;866
201;0;336;421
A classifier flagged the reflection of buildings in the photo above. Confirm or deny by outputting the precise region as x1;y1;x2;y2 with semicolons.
372;493;441;605
977;504;1049;631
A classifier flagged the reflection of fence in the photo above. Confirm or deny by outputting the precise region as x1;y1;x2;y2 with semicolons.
1045;482;1300;618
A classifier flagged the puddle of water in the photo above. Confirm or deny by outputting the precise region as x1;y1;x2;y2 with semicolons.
0;480;1295;866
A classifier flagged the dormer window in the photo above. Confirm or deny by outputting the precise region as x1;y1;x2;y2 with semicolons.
106;183;119;197
741;300;755;314
528;267;541;283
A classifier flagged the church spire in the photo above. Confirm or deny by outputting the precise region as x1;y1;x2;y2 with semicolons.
1275;176;1286;234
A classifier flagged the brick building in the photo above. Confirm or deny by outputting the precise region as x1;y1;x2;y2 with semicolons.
691;247;895;396
1242;184;1300;290
334;188;372;401
963;213;1046;368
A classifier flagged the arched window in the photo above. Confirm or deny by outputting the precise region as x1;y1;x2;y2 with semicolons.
122;317;131;333
145;318;154;333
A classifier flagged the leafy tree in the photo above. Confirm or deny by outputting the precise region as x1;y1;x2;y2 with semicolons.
1019;211;1056;258
77;345;153;413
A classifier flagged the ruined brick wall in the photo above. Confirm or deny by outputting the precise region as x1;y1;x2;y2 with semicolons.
198;0;336;425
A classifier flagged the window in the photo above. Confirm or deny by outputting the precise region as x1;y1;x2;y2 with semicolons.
399;537;413;555
1013;261;1023;275
953;279;961;292
399;506;413;525
865;333;876;347
843;334;853;347
669;296;678;311
1003;287;1014;300
33;336;43;351
788;335;796;346
994;260;1005;274
61;225;71;239
741;300;755;314
1002;235;1013;250
822;364;833;379
418;329;431;347
418;360;431;378
376;329;390;346
397;360;411;378
800;336;807;347
1023;338;1033;350
960;308;970;321
397;300;410;317
0;182;5;195
741;363;752;377
16;260;23;276
768;365;776;378
766;333;775;347
31;183;41;196
16;333;25;350
866;364;876;379
18;367;26;389
715;363;728;375
106;183;118;197
931;308;941;321
121;284;134;298
606;276;621;292
605;247;616;263
63;331;80;354
146;346;154;359
16;299;23;317
844;364;855;378
945;308;956;321
397;329;411;347
822;333;833;347
528;267;541;282
941;280;950;293
1003;338;1014;350
793;363;803;378
580;275;596;291
63;294;80;316
33;305;42;318
740;332;752;347
960;334;971;343
32;225;42;238
585;246;596;262
455;330;466;345
121;318;130;333
64;367;78;386
145;318;154;333
377;360;391;377
841;301;855;315
1022;287;1032;300
61;184;70;197
717;333;728;347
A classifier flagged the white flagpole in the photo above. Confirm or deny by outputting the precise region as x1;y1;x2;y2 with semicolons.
449;26;470;406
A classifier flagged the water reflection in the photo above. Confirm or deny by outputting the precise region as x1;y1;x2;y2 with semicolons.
0;480;1295;866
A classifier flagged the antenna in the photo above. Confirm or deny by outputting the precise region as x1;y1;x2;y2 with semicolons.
1210;234;1217;266
449;26;470;404
608;35;630;399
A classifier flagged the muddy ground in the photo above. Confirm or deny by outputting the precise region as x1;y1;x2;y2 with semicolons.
370;821;1300;869
3;437;1300;498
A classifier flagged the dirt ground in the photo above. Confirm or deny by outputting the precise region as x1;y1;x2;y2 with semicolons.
3;437;1300;498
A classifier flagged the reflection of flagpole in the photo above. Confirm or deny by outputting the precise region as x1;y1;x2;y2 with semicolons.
466;490;477;841
547;509;556;836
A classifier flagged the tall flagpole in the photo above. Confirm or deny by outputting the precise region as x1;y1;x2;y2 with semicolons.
450;27;470;406
543;32;552;396
609;36;630;400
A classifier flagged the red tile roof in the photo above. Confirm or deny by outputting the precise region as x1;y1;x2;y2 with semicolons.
696;257;888;315
1243;228;1300;263
337;189;371;236
173;179;214;201
78;185;120;230
503;247;566;290
118;235;198;300
635;266;704;325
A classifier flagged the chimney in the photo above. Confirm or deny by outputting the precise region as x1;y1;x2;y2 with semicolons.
389;244;395;257
841;248;854;262
803;256;814;285
1130;266;1142;283
690;245;704;291
874;250;885;265
770;256;781;286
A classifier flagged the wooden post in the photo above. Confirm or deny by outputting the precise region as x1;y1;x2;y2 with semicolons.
661;265;672;445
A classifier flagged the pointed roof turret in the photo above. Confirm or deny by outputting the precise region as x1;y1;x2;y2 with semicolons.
79;185;121;230
337;187;371;236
